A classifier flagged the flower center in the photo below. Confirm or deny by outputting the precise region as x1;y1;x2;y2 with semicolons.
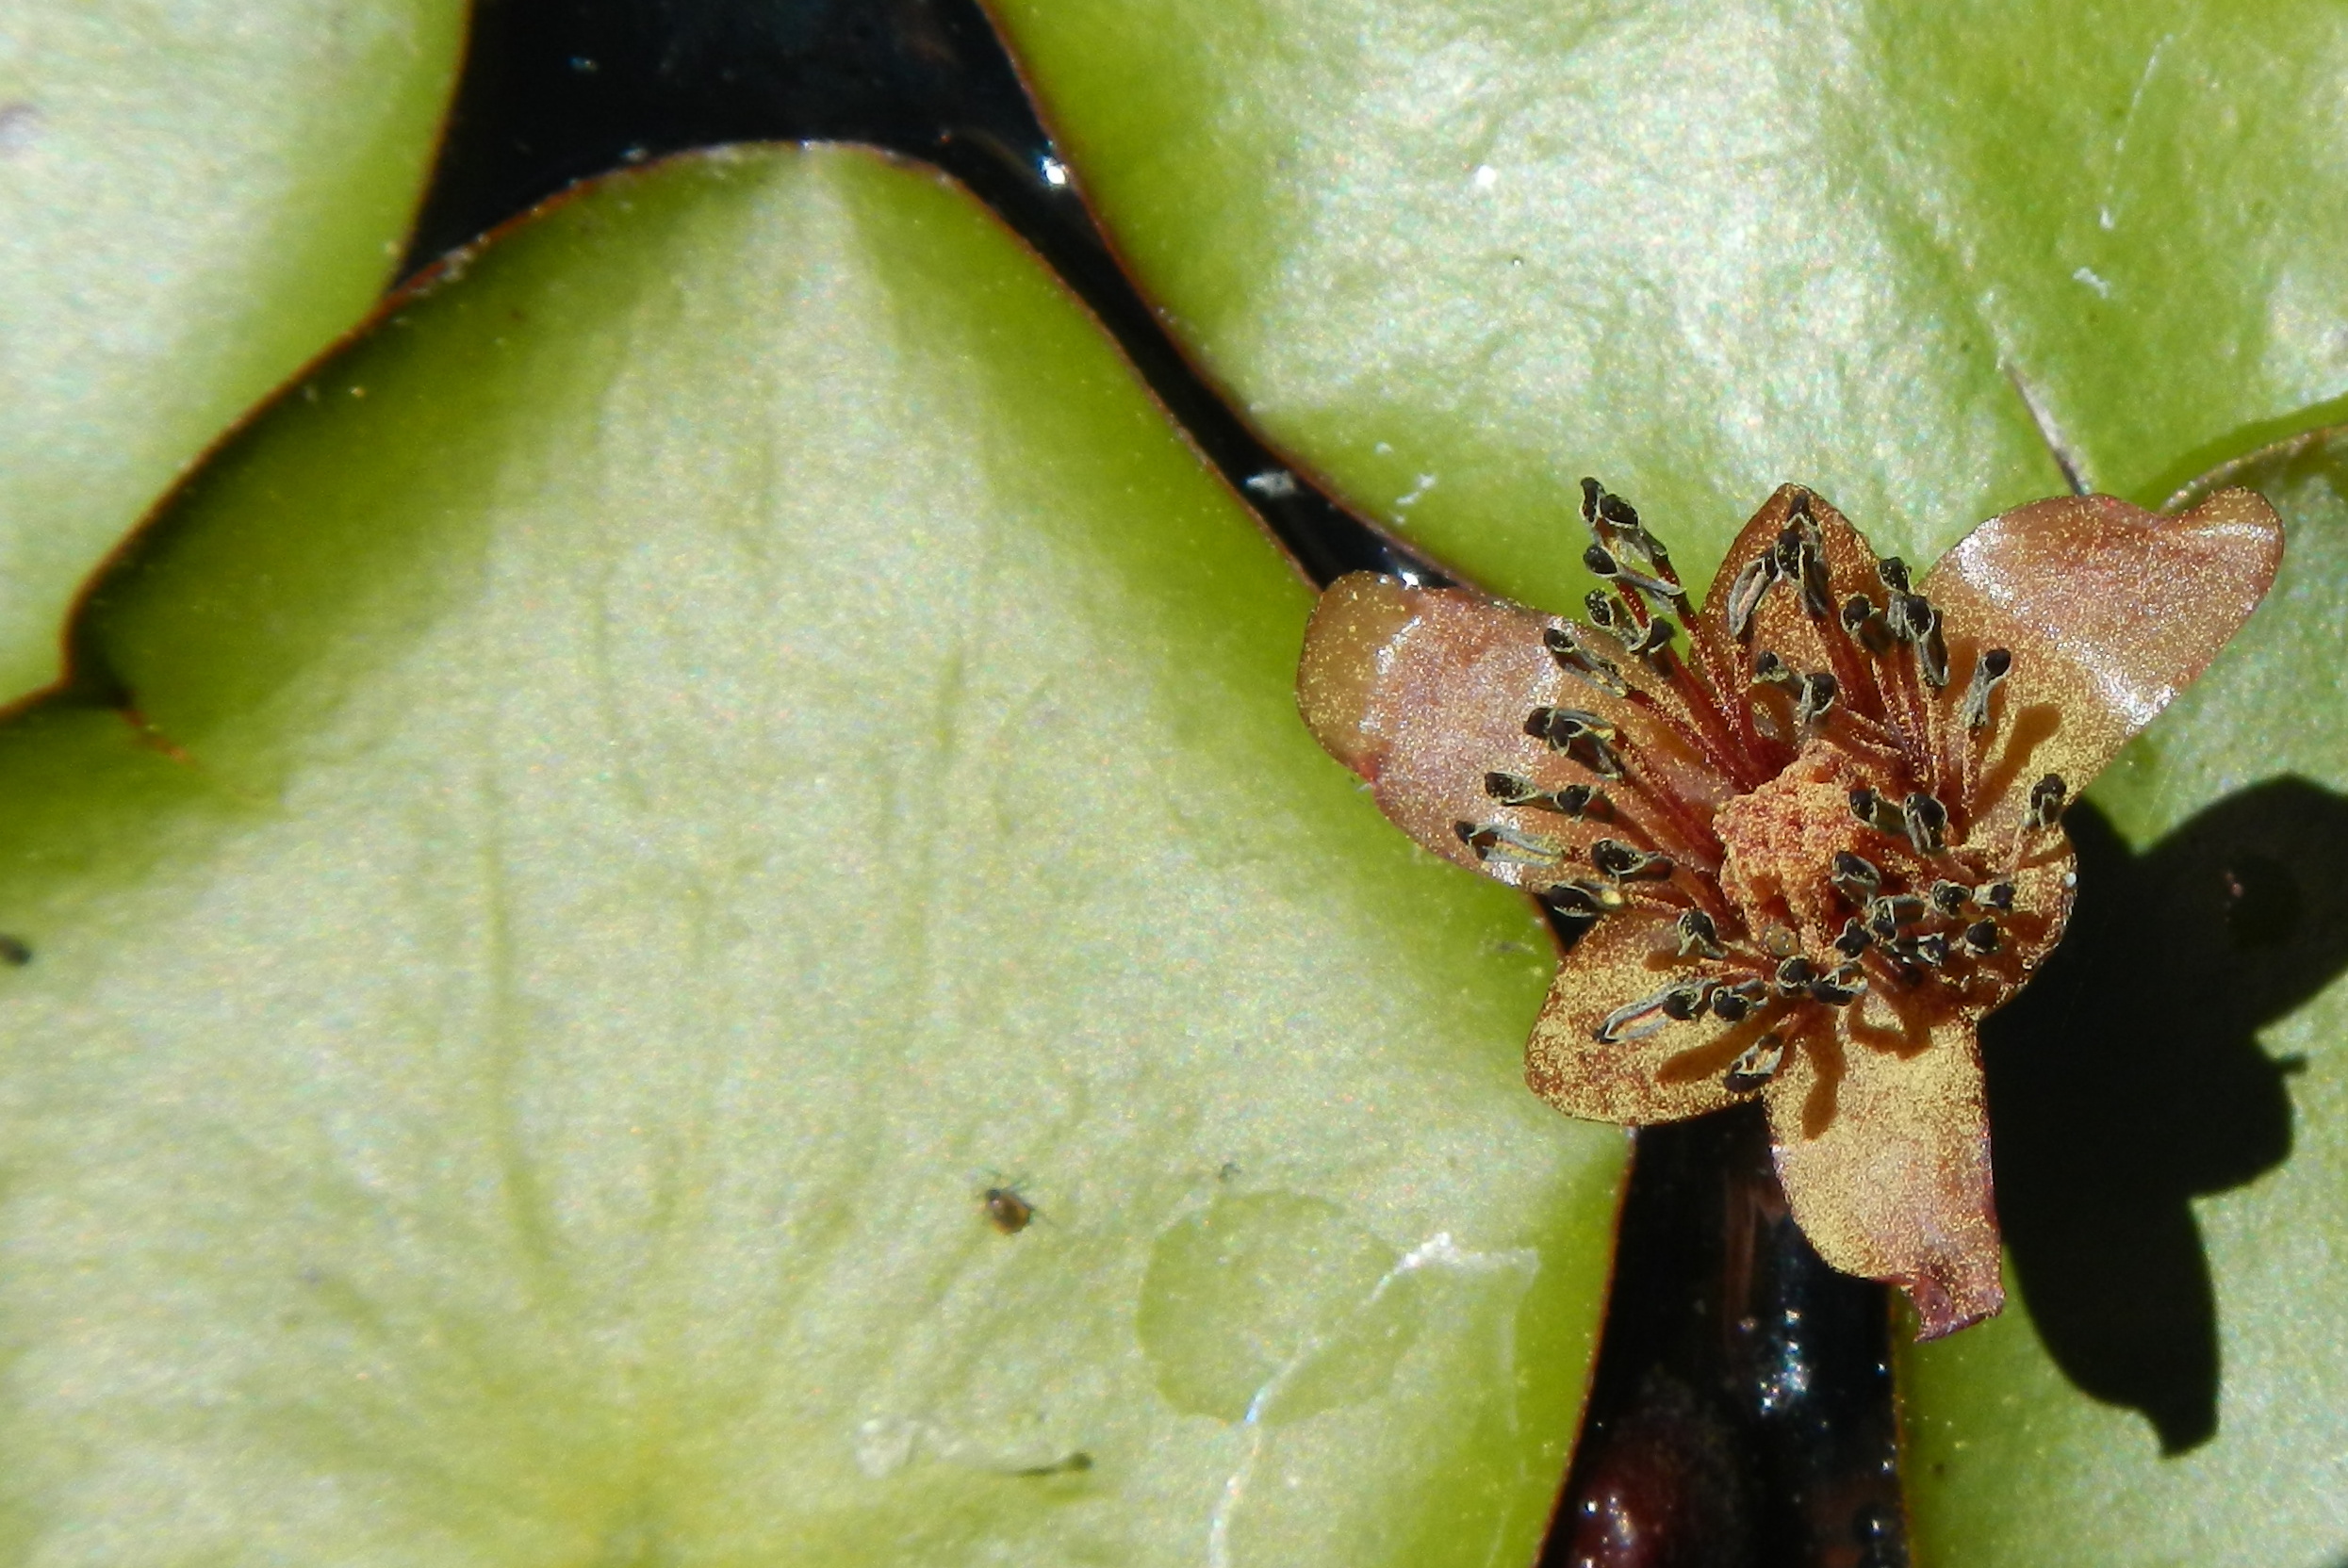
1454;481;2075;1094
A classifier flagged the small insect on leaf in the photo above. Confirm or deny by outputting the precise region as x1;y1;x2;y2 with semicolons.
982;1184;1037;1234
1297;480;2281;1337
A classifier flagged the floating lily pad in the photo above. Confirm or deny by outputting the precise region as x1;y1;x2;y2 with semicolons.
0;144;1622;1562
995;0;2348;609
0;0;466;704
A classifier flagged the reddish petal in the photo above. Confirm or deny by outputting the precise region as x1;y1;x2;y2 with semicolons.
1923;489;2282;836
1296;572;1728;890
1525;910;1752;1125
1765;1012;2003;1338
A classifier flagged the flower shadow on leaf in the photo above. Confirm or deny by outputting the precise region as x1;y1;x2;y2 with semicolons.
1982;778;2348;1454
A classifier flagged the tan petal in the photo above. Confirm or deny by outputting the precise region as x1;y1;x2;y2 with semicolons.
1765;1011;2003;1338
1524;910;1752;1124
1296;572;1728;890
1923;489;2282;836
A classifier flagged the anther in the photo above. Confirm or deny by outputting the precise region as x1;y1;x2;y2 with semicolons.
1879;557;1911;594
1584;543;1620;580
1526;707;1627;778
1753;649;1799;691
1929;880;1973;916
1847;786;1904;836
1867;894;1925;943
1839;592;1893;656
1887;592;1950;685
1710;979;1767;1022
1584;590;1623;629
1915;601;1949;688
1832;917;1873;958
1543;625;1630;695
1795;670;1838;726
1658;980;1716;1021
1980;881;2017;911
1901;792;1948;855
1526;706;1615;742
1591;838;1674;882
1773;956;1817;996
2027;774;2068;830
1675;908;1727;960
1596;980;1713;1044
1722;1034;1787;1094
1808;965;1866;1006
1454;821;1565;865
1484;772;1603;817
1959;647;2012;732
1724;554;1778;642
1596;492;1641;531
1831;851;1882;903
1773;527;1832;618
1541;880;1625;918
1962;919;2001;956
1626;616;1678;665
1907;932;1952;968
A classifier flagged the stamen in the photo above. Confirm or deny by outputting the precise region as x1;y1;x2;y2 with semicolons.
1753;650;1799;691
1596;980;1716;1044
1591;838;1675;882
1808;965;1867;1006
1773;956;1817;996
1839;593;1893;655
1962;919;2001;956
1831;851;1882;902
1848;786;1904;836
1907;932;1952;968
1902;792;1948;855
1878;557;1911;595
1484;772;1604;817
1980;881;2017;911
1725;555;1778;641
1454;820;1566;865
1722;1033;1787;1093
1526;707;1627;778
1832;917;1873;957
1888;592;1950;687
1542;880;1625;918
1794;671;1838;726
1711;979;1767;1021
1543;625;1630;695
1585;590;1625;630
1675;908;1727;960
1929;879;1973;915
1626;616;1678;669
1659;980;1716;1021
2027;774;2068;830
1773;524;1833;618
1866;894;1926;943
1958;647;2012;732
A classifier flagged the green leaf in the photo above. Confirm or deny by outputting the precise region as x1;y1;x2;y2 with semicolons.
994;0;2348;606
0;0;466;705
1900;436;2348;1566
0;144;1622;1561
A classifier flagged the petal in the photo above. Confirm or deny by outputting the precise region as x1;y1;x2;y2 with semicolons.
1297;572;1729;890
1922;489;2282;835
1524;910;1752;1124
1765;1012;2003;1338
